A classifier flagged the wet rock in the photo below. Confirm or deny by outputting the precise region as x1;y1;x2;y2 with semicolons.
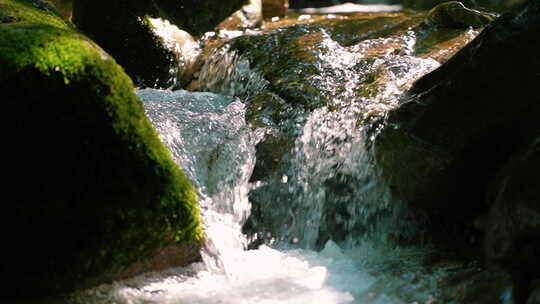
262;0;288;19
426;1;496;28
484;136;540;304
188;10;483;246
147;17;202;88
374;0;540;247
0;0;202;296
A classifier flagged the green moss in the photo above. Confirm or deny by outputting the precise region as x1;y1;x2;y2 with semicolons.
0;0;70;28
1;2;201;296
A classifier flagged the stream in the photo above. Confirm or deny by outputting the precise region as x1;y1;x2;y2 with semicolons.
69;4;511;304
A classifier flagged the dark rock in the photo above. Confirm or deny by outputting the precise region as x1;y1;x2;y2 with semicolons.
0;0;202;296
484;136;540;304
528;283;540;304
262;0;288;18
72;0;179;88
151;0;249;36
374;0;540;247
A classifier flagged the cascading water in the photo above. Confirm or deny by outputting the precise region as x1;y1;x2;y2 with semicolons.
69;6;503;304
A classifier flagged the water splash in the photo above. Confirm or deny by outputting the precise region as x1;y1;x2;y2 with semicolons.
244;28;440;249
194;45;269;100
138;88;261;273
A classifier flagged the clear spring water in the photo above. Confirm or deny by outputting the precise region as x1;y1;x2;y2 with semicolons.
69;7;499;304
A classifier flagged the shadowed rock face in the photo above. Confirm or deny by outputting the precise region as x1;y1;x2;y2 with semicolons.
374;0;540;297
484;136;540;304
73;0;179;88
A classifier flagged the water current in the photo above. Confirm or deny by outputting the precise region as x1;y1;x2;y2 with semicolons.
69;5;503;304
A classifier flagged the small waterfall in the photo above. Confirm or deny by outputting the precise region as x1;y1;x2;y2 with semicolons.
241;29;440;249
69;12;488;304
138;89;261;273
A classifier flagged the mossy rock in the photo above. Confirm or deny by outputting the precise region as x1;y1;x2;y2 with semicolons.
0;0;202;296
374;0;540;247
426;1;495;28
151;0;249;36
193;10;476;110
72;0;179;88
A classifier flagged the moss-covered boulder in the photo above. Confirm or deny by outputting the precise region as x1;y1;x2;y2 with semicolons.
151;0;249;36
374;0;540;246
0;0;201;296
426;1;496;28
72;0;180;88
483;136;540;304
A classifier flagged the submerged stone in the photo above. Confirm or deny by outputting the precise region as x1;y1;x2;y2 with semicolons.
0;0;202;296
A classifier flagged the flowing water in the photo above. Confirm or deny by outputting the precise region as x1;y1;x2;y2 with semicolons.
69;6;506;304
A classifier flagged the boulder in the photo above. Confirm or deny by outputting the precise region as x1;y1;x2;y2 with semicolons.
0;0;202;296
374;0;540;246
